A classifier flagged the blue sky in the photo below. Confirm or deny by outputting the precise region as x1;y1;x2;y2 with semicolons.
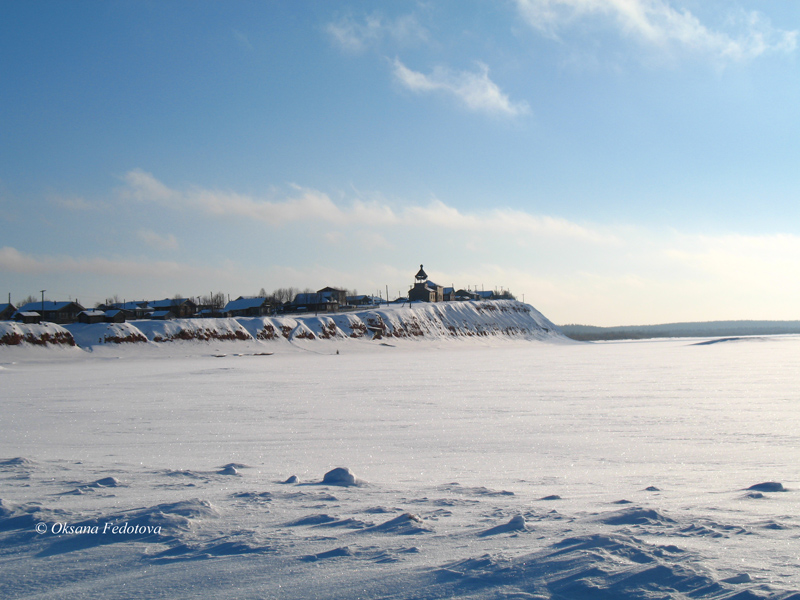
1;0;799;325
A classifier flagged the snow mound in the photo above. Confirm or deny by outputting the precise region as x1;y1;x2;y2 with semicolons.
321;467;364;487
360;513;431;535
64;322;148;346
594;506;676;526
0;457;37;468
478;514;529;537
90;477;120;488
135;318;253;343
427;533;750;600
0;322;75;346
747;482;787;492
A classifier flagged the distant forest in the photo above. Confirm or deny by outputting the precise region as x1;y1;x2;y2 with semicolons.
559;321;800;341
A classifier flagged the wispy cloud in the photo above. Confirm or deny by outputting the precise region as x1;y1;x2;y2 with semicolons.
326;13;428;53
0;246;184;278
392;59;530;117
120;171;609;243
121;170;397;227
48;195;99;211
232;29;253;51
137;229;179;251
514;0;797;61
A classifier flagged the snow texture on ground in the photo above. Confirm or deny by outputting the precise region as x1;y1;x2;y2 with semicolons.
1;332;799;599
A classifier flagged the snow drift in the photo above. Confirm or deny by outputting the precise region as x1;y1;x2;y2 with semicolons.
0;321;75;346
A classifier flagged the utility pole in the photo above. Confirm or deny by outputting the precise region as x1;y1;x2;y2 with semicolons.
40;290;46;315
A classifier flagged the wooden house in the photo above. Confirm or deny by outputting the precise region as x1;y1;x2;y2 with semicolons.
223;296;273;317
149;310;175;320
98;301;151;320
16;301;85;323
77;310;106;324
317;287;347;307
148;298;197;318
0;303;16;321
347;295;381;307
289;291;339;313
13;311;41;324
103;309;129;323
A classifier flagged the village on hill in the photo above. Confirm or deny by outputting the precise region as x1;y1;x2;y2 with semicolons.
1;265;515;325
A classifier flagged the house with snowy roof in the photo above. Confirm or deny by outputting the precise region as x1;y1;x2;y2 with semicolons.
149;310;175;320
223;296;273;317
455;289;480;301
103;309;128;323
77;310;106;324
317;287;347;307
13;311;41;324
289;291;339;313
0;303;16;320
17;301;85;323
347;295;381;307
98;301;151;320
147;298;197;318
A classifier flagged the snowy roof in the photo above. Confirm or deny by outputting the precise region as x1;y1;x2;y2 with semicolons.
16;311;41;317
107;301;149;311
79;310;105;317
104;309;124;317
18;300;83;312
149;310;173;317
475;291;494;299
0;303;15;311
224;297;269;312
149;298;194;309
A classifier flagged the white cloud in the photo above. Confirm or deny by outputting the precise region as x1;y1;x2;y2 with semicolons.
0;246;43;274
137;229;179;251
514;0;797;61
663;232;800;284
326;13;428;53
392;59;530;117
403;199;617;243
120;171;610;242
49;195;97;211
232;29;253;51
0;246;184;278
121;169;177;203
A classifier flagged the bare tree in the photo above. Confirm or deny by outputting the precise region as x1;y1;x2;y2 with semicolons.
199;292;226;311
271;287;301;304
17;294;37;307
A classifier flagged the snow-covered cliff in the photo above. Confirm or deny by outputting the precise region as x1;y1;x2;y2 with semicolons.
2;301;566;349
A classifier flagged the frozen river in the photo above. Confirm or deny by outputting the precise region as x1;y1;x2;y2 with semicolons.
1;335;799;598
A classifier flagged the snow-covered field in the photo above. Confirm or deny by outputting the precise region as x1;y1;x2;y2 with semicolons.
1;333;799;599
